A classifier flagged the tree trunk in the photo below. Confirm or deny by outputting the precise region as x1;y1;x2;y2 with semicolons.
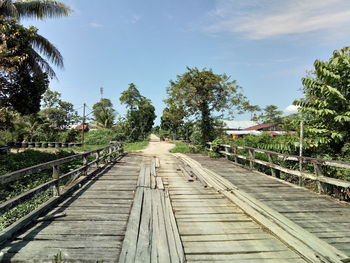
200;102;214;145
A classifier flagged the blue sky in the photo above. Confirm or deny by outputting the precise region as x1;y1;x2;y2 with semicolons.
23;0;350;124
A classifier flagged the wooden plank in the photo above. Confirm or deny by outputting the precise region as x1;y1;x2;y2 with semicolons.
154;190;171;263
137;165;146;187
144;167;151;188
156;177;164;190
135;188;152;262
164;189;185;263
176;154;348;263
119;187;144;263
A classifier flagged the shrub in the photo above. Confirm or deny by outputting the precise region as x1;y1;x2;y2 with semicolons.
170;142;201;154
84;129;117;145
58;129;80;143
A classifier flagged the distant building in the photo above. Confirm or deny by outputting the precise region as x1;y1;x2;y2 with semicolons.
243;122;279;132
75;124;89;132
226;122;284;139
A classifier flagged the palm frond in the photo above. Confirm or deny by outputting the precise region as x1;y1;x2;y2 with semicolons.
13;0;71;19
30;32;63;68
0;0;19;18
27;48;56;78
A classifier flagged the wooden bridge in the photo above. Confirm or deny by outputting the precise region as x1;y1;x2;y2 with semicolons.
1;138;350;262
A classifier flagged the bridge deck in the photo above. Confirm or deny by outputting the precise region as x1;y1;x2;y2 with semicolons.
1;146;350;262
188;154;350;257
158;154;306;263
1;154;142;262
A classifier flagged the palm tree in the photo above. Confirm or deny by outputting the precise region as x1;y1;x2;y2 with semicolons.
0;0;71;20
92;108;115;129
1;19;63;78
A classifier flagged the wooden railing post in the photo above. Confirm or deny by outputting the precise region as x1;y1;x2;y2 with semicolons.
82;154;88;176
267;153;276;177
52;165;60;196
299;157;304;186
233;146;238;163
224;145;229;160
248;149;255;169
313;162;324;194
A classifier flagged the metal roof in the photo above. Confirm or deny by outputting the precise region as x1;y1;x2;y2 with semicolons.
223;120;258;130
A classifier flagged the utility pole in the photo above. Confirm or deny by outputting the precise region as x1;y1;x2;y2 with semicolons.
82;103;86;145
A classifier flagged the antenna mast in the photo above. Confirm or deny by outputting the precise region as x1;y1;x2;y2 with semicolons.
100;87;104;99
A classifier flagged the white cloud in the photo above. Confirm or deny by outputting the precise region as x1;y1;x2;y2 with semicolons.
284;105;299;113
205;0;350;39
89;22;104;28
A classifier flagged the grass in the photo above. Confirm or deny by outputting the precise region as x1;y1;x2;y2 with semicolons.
10;144;106;154
124;140;149;152
170;141;201;154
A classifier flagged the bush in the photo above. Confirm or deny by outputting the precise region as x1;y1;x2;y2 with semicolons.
170;141;201;154
0;150;74;176
0;130;14;145
84;129;118;145
58;129;80;143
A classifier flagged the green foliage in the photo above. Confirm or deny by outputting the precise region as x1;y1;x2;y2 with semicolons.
0;19;52;113
84;129;117;145
160;106;186;139
169;141;201;154
0;149;73;175
294;46;350;154
258;105;283;123
40;89;79;131
0;0;71;20
212;133;300;155
0;129;13;145
124;140;149;152
165;67;246;145
0;18;63;78
0;149;79;231
58;129;79;143
52;251;65;263
120;83;156;141
92;98;116;128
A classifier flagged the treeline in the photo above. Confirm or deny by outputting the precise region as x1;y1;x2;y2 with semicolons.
160;47;350;160
0;82;156;145
87;83;156;144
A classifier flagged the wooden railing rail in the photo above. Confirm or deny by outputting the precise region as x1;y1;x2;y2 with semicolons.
207;142;350;200
0;142;124;244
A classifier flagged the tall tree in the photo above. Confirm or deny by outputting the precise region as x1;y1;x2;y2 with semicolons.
1;18;63;78
165;67;244;145
120;83;156;141
0;0;71;20
39;89;79;131
160;105;186;140
294;46;350;153
258;105;283;123
119;83;142;110
0;18;64;113
92;98;115;129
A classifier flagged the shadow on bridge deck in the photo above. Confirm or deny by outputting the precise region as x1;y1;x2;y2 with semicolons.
0;154;142;263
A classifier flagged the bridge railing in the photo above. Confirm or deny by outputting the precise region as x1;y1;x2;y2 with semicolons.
207;142;350;200
0;142;124;244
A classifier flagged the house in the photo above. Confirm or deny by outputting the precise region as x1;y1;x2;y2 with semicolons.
75;124;89;132
227;122;284;139
243;122;279;132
